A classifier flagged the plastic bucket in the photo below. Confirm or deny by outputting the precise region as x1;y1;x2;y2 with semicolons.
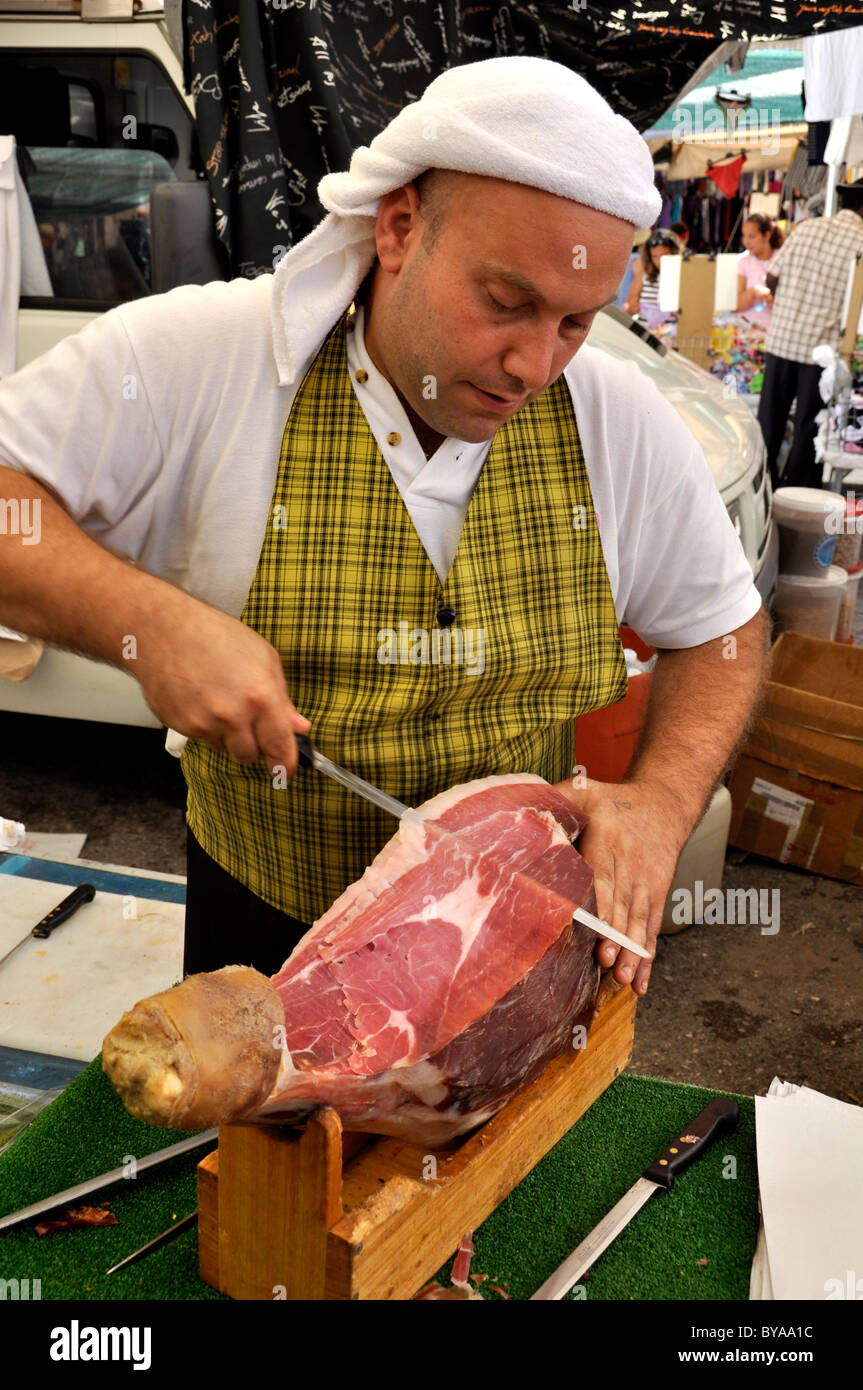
772;565;846;641
773;487;845;577
833;495;863;571
575;626;655;782
835;561;863;643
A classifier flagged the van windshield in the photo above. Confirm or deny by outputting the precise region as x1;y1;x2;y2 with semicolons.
1;48;200;307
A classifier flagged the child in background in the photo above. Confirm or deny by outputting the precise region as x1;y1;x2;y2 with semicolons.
623;228;682;329
736;213;783;330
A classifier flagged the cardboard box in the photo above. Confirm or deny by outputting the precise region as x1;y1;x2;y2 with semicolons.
728;632;863;883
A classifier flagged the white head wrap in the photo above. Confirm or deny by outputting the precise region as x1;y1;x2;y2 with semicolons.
271;55;661;384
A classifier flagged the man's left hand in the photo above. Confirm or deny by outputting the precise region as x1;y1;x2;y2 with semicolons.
554;776;693;996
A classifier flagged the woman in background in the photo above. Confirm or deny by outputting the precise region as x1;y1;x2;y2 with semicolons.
736;213;783;329
623;228;682;329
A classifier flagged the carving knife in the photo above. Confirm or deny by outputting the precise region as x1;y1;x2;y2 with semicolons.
106;1210;198;1275
295;734;649;959
0;1130;218;1235
530;1097;739;1299
0;883;97;973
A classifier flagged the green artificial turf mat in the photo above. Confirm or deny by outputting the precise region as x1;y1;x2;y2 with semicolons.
0;1058;757;1300
433;1074;759;1300
0;1057;226;1301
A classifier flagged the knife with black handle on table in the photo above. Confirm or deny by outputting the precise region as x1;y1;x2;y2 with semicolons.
0;882;97;972
530;1097;740;1299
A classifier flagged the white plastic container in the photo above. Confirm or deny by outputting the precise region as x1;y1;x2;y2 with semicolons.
772;565;847;641
773;487;845;577
661;786;732;935
835;561;863;642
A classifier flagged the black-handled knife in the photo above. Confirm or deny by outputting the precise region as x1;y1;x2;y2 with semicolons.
530;1097;739;1299
0;883;97;972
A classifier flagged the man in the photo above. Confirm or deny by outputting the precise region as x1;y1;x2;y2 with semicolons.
758;178;863;489
0;57;766;999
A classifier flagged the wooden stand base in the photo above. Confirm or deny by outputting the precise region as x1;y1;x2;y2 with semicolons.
198;982;635;1300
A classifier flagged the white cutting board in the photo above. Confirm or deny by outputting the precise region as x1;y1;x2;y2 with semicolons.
0;874;184;1061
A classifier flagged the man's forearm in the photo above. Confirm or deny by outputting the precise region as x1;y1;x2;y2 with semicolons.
0;463;311;769
623;608;769;839
0;463;183;668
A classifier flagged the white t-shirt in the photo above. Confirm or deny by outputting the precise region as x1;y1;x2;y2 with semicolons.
0;274;761;651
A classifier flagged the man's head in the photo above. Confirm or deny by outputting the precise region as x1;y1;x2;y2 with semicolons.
835;180;863;219
361;168;635;444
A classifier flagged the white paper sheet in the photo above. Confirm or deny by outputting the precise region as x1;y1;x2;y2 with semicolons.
753;1077;863;1300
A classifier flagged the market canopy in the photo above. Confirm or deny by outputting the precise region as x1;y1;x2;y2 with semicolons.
178;0;863;275
653;126;808;180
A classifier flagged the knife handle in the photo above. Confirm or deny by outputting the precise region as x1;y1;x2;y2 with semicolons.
643;1097;739;1190
32;883;96;938
295;733;314;769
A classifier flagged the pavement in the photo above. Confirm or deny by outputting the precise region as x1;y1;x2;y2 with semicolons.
1;702;861;1106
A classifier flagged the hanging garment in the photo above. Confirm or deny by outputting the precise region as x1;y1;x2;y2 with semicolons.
807;121;831;166
182;307;627;924
803;26;863;122
709;155;745;199
0;135;52;378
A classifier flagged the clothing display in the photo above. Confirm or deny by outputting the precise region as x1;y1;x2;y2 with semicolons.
803;25;863;123
0;134;52;378
653;166;748;254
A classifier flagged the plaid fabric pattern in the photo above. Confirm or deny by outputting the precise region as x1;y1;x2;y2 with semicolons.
183;308;627;924
765;210;863;364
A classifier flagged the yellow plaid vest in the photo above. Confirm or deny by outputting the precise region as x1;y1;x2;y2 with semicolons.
183;307;627;924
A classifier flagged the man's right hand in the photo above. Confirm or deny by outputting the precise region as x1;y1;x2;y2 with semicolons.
135;595;311;778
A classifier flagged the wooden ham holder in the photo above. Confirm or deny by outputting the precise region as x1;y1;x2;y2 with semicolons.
197;980;635;1300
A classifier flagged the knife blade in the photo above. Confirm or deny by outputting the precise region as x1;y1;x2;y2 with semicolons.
0;882;97;972
0;1130;217;1235
295;733;413;820
295;735;649;958
530;1097;739;1299
106;1209;198;1275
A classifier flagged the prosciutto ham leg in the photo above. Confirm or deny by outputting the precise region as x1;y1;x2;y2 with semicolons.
103;774;602;1146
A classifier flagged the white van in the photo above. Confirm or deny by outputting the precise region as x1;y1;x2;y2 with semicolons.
0;1;776;726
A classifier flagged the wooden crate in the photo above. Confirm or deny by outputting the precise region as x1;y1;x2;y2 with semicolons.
198;981;635;1300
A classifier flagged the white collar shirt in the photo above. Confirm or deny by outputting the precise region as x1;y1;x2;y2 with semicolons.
345;303;491;584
